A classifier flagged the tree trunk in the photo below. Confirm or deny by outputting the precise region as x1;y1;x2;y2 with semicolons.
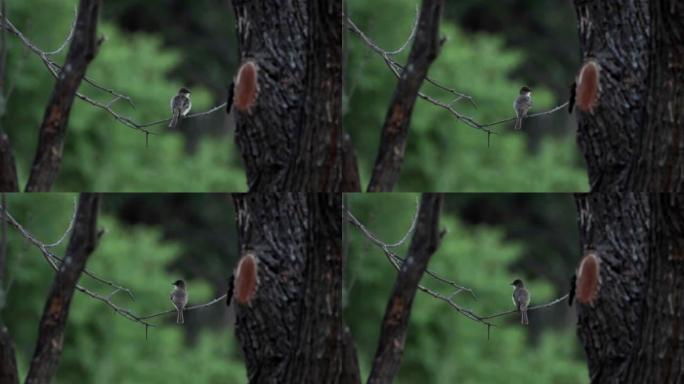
24;0;102;192
26;193;101;384
230;0;342;192
572;1;684;191
574;194;684;383
367;0;444;192
231;193;359;383
368;193;443;383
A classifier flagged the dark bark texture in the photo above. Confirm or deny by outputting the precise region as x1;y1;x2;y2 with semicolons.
230;0;342;192
574;193;684;383
0;325;18;384
341;133;361;192
573;1;684;191
0;132;18;192
25;0;101;192
367;193;442;383
367;0;443;192
231;193;358;383
25;193;100;384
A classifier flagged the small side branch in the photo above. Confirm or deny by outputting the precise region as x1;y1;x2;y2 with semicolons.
368;193;443;383
25;193;100;384
367;0;444;192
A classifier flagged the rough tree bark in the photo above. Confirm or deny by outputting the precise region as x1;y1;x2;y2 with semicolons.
0;0;18;193
0;325;18;384
366;0;444;192
0;132;18;191
24;0;101;192
341;133;361;192
0;194;18;384
574;194;684;383
368;193;443;383
230;0;342;192
572;1;684;191
25;193;101;384
231;193;359;383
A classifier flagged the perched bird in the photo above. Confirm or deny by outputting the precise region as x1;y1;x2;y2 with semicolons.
169;88;192;129
170;279;188;324
513;86;532;130
511;279;531;325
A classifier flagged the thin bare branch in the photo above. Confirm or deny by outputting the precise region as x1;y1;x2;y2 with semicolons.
139;293;228;320
479;102;570;129
45;6;77;56
0;11;226;136
480;294;569;320
346;10;568;135
344;198;481;318
44;197;77;248
0;203;145;324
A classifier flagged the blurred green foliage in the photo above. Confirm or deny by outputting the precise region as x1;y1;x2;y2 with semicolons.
344;194;588;383
1;194;245;383
3;0;245;191
344;0;589;191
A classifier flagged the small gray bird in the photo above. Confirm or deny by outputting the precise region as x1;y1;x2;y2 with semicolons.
511;279;530;325
169;88;192;129
170;279;188;324
513;86;532;130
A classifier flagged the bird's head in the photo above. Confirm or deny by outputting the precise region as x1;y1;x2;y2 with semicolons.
511;279;524;288
172;279;186;288
178;87;191;96
519;86;531;96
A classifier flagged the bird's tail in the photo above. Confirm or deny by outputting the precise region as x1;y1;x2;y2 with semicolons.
177;309;184;324
169;110;180;129
521;310;528;325
514;117;522;130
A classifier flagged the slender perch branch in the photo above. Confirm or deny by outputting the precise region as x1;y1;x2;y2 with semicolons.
25;193;100;384
139;293;228;320
368;193;443;383
480;294;569;320
367;0;444;192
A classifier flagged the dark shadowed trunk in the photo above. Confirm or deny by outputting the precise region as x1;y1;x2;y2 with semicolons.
230;0;342;192
0;132;18;191
231;193;359;383
368;193;443;383
574;194;684;383
572;1;684;192
0;325;18;384
25;193;101;384
0;193;18;383
366;0;443;192
24;0;102;192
